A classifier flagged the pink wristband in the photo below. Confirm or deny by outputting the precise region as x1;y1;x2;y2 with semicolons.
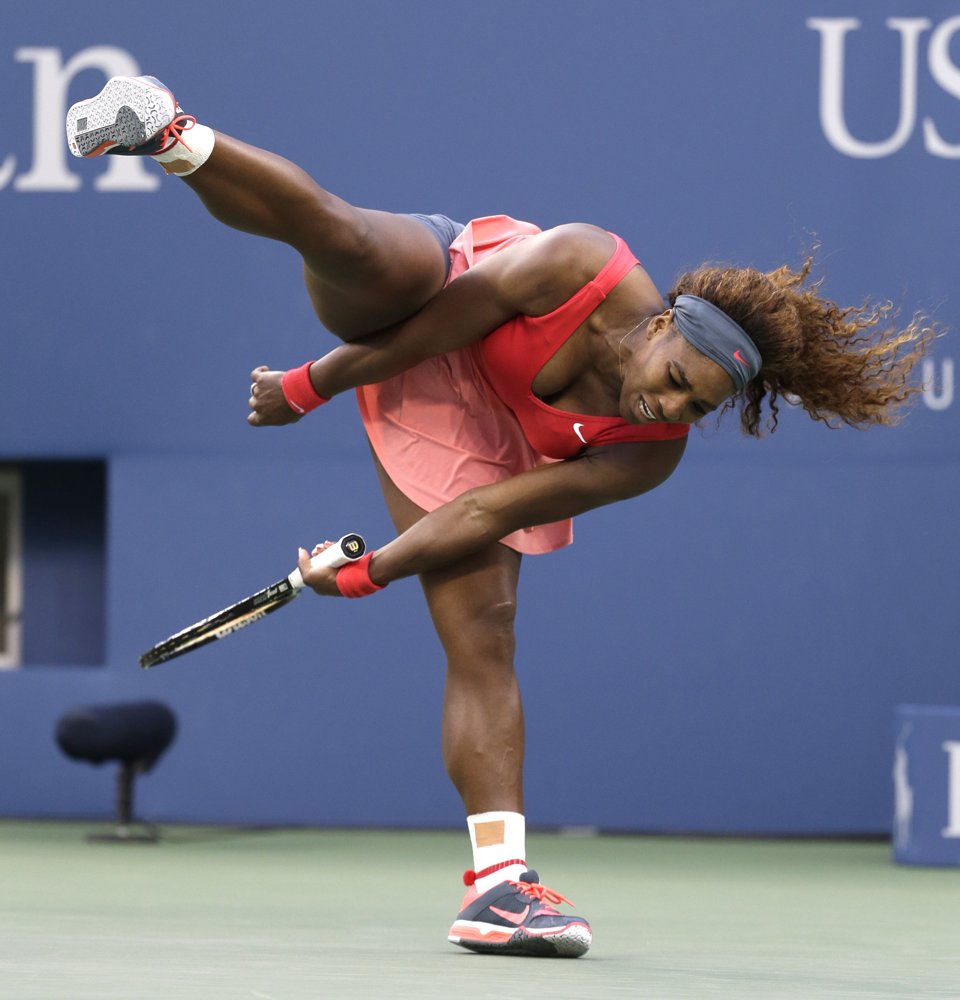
336;552;386;598
281;361;329;415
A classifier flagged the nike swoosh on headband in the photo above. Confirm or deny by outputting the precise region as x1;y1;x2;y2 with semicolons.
673;295;762;392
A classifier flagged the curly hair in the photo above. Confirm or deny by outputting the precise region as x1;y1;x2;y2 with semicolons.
667;256;935;436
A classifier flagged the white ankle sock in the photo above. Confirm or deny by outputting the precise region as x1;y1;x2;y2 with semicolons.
467;811;527;893
154;122;216;176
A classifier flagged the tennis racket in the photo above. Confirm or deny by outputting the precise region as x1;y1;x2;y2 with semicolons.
138;533;365;669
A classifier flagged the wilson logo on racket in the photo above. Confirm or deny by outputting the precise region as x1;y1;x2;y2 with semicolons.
214;609;271;638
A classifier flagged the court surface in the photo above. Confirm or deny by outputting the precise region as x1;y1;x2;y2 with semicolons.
0;821;957;1000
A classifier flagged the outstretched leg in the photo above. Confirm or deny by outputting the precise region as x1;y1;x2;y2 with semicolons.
182;134;451;337
67;76;451;338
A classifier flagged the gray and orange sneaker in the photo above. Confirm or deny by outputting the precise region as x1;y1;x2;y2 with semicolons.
448;870;592;957
66;75;195;158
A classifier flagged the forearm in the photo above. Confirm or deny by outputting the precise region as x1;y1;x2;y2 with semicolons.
367;492;505;584
306;328;417;398
362;439;687;587
303;265;518;398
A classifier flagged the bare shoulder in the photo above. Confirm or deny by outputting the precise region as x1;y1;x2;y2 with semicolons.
536;222;617;267
554;223;665;317
521;224;617;312
473;222;621;316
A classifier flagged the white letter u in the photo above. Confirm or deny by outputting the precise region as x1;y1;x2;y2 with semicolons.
922;358;954;411
807;17;931;158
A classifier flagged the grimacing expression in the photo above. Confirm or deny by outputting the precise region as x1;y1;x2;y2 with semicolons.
620;315;737;425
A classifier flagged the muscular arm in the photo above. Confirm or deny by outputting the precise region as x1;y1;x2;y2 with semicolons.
249;225;617;424
276;225;612;400
366;436;686;585
304;263;517;396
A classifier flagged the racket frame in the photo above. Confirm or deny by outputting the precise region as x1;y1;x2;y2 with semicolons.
138;533;365;669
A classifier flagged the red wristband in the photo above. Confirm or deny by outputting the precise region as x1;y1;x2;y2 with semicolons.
281;361;329;415
336;552;386;598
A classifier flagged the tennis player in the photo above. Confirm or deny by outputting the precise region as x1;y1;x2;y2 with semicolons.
67;76;931;958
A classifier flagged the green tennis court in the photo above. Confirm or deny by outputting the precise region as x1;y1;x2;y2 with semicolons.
1;821;957;999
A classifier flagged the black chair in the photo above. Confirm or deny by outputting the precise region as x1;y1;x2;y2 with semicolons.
55;700;177;842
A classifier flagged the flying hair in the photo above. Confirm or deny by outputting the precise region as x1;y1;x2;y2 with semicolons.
667;253;936;436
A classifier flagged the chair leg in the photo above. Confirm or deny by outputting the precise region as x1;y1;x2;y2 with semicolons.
86;760;159;844
117;761;135;828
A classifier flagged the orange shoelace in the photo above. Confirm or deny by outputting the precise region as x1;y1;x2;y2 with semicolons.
510;881;575;908
151;112;197;154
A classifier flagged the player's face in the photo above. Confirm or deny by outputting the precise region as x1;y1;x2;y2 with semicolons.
619;315;736;425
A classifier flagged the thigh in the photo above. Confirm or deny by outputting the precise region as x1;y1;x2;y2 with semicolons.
368;447;521;654
304;210;455;341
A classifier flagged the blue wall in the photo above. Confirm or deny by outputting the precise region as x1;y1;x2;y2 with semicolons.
0;0;957;833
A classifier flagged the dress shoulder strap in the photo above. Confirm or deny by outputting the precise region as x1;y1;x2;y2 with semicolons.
529;232;640;333
591;234;640;292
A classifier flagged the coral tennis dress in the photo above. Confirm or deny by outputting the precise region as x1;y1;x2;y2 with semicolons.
356;216;689;555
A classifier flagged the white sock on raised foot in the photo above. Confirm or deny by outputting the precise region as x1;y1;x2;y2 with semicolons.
154;122;216;176
467;811;527;894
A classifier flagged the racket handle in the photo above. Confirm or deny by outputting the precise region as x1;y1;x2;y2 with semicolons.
287;533;366;590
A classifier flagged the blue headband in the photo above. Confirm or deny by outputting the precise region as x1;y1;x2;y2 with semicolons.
672;295;763;392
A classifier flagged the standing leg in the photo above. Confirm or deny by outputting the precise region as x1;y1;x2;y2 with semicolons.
368;452;524;815
428;547;525;817
369;453;592;958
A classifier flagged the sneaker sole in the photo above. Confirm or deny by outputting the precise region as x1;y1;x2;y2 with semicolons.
66;76;176;158
448;918;592;958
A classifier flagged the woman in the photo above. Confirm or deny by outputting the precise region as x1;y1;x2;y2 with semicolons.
67;76;931;958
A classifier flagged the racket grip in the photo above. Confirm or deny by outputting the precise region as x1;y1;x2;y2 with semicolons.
288;533;366;590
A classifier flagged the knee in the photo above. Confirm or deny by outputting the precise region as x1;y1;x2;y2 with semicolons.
298;201;378;268
442;598;518;669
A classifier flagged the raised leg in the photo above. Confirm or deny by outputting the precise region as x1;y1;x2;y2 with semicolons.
67;78;452;337
181;133;450;338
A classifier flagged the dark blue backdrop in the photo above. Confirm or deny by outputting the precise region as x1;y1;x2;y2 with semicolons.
0;0;957;833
